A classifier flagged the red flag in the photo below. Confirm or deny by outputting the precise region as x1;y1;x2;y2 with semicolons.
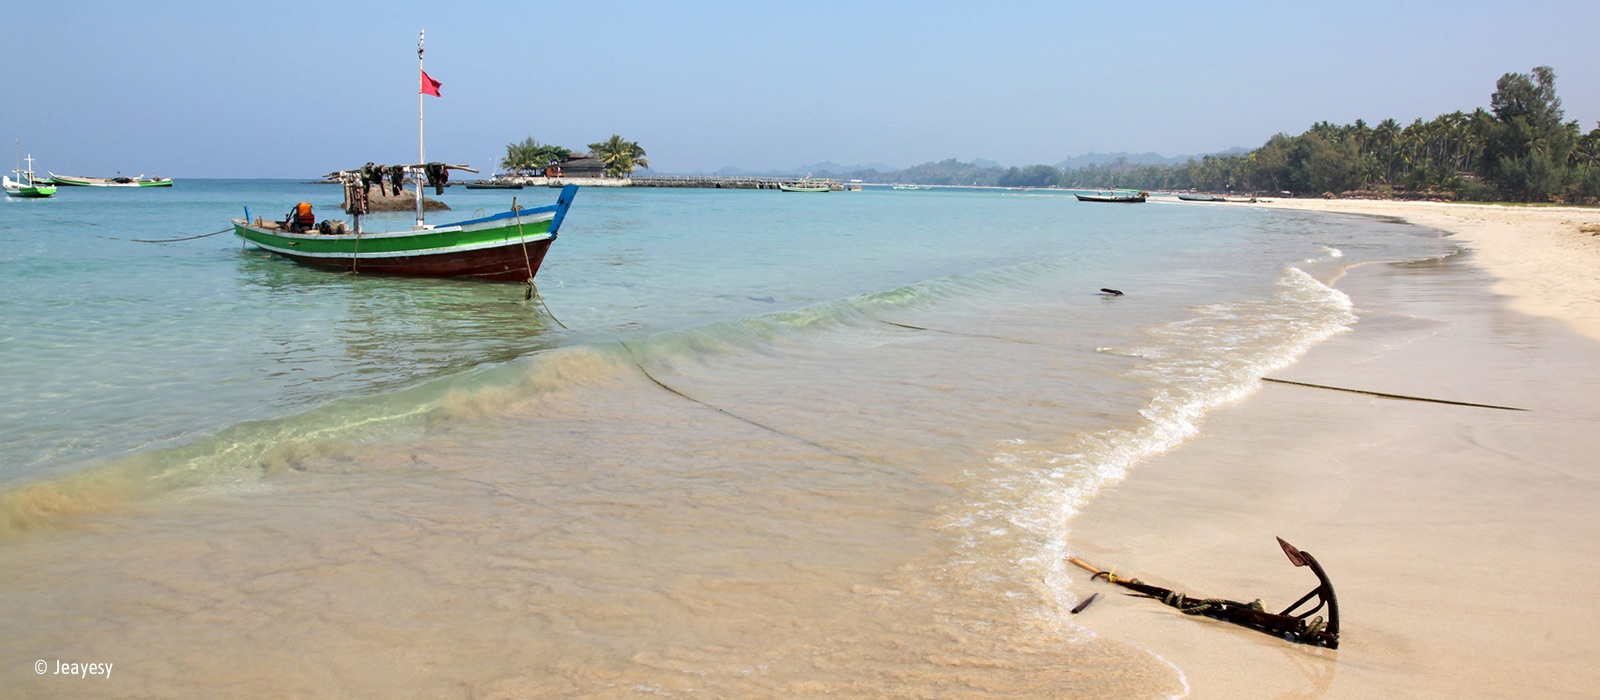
420;70;442;97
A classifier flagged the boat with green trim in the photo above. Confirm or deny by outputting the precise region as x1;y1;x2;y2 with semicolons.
779;177;835;193
232;30;581;284
234;181;578;281
48;173;173;187
4;153;56;198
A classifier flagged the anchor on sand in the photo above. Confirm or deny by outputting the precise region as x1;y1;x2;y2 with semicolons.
1069;537;1341;649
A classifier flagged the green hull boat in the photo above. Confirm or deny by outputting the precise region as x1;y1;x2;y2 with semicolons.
234;185;579;282
5;154;56;198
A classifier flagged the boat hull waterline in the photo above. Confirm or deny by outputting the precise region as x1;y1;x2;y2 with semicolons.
4;175;56;198
233;185;578;281
1075;192;1148;203
49;173;174;187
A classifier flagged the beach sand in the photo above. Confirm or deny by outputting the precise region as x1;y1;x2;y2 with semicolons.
1067;199;1600;697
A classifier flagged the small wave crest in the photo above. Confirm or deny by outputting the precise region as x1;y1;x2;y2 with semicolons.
0;263;1062;540
957;266;1355;627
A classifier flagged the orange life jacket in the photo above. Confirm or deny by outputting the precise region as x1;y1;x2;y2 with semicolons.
294;202;314;226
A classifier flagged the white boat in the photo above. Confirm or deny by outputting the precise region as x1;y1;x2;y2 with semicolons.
779;177;834;192
4;153;56;198
48;172;172;187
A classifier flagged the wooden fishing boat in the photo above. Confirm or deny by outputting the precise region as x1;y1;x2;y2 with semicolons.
5;154;56;198
1075;189;1147;203
232;184;578;281
232;30;581;284
463;180;523;190
49;173;173;187
1177;193;1227;202
779;177;833;193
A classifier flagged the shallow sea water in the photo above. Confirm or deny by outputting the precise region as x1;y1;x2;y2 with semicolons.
0;183;1452;696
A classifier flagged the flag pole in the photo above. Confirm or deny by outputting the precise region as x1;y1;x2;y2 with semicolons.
416;29;426;228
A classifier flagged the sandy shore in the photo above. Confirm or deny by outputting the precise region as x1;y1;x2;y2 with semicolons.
1253;199;1600;343
1069;199;1600;697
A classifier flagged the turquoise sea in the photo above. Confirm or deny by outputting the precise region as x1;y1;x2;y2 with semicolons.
1;182;1452;695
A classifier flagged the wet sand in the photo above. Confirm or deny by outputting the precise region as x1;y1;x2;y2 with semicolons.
1068;200;1600;696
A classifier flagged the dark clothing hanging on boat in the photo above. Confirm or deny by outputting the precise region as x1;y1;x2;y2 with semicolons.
388;166;404;196
360;162;377;198
424;163;449;195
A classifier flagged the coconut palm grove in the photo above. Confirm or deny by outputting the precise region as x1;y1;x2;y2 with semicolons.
497;67;1596;204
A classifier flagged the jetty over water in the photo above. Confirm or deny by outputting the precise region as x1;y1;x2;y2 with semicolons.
628;175;844;190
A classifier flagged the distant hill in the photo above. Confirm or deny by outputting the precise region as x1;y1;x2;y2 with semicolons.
1054;148;1249;170
704;161;897;177
673;148;1253;184
795;161;896;175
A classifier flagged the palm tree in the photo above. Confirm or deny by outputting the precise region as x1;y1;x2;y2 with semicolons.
501;137;570;175
1372;118;1402;184
586;134;649;179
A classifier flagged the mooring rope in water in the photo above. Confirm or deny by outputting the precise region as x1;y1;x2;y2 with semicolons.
530;282;568;329
1261;377;1529;411
511;197;540;301
849;304;1046;345
617;340;880;464
131;228;233;243
350;223;361;275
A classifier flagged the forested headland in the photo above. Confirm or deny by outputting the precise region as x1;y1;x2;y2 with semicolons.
820;66;1600;203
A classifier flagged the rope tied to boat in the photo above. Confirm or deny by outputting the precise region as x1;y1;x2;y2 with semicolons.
132;228;232;243
511;197;539;301
530;281;567;329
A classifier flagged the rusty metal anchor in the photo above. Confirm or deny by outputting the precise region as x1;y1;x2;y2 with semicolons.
1068;537;1340;648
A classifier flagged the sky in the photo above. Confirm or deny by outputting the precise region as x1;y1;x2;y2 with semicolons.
4;1;1598;178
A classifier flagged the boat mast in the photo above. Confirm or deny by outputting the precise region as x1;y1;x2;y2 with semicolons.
416;29;426;228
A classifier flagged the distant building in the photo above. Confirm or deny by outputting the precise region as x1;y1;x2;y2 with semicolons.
547;156;607;178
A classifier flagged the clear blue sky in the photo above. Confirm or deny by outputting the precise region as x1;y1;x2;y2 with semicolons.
5;1;1597;177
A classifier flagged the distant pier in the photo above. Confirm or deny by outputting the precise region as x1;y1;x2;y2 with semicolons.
441;175;850;190
628;175;844;190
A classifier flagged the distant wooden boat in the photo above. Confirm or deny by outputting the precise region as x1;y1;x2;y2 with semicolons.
49;173;173;187
780;177;833;193
4;153;56;198
463;181;523;190
1177;194;1227;202
1076;189;1147;203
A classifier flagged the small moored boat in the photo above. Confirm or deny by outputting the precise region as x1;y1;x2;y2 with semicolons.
4;153;56;198
233;180;578;281
49;173;173;187
232;30;581;285
779;177;834;193
1075;189;1147;203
